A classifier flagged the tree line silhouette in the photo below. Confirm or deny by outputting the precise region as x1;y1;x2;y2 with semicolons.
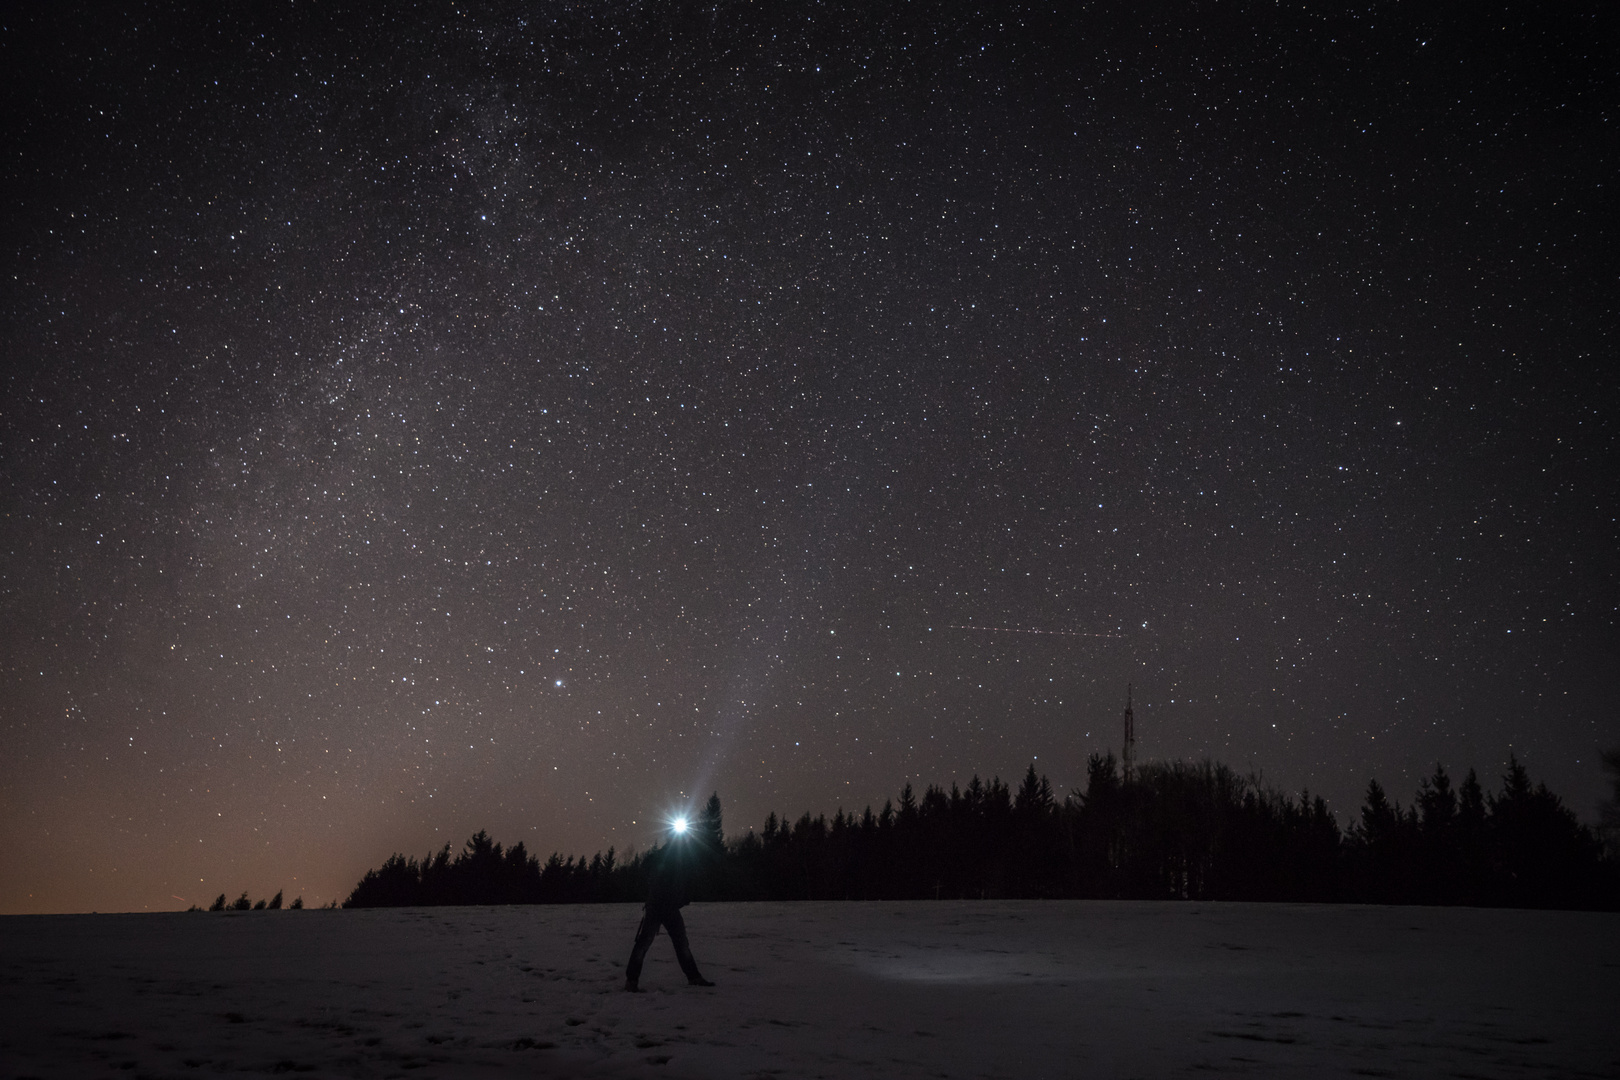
343;754;1620;911
188;889;318;911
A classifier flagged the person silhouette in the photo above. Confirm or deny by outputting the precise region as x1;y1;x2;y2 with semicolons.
624;818;715;991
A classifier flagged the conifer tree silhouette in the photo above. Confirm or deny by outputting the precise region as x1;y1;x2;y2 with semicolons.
1351;778;1412;902
1487;754;1604;907
1601;748;1620;856
1015;763;1054;816
1359;779;1399;840
1416;764;1458;902
696;792;727;897
1418;765;1456;826
335;759;1616;910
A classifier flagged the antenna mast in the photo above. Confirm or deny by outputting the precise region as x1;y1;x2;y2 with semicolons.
1122;683;1136;782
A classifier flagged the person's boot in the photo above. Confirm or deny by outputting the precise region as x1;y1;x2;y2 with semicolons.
625;954;645;993
688;976;715;987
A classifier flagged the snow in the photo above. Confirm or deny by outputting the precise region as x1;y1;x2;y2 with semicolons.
4;900;1617;1078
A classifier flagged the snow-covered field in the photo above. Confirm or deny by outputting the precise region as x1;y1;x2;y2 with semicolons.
4;900;1617;1078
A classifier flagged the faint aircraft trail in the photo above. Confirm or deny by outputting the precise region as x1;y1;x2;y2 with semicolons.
943;623;1125;639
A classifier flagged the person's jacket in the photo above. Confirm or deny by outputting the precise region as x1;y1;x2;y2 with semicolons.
644;835;714;910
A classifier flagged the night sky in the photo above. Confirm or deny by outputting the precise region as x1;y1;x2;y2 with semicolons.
3;4;1615;914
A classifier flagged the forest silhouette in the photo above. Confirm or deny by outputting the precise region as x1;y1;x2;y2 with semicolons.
338;755;1618;911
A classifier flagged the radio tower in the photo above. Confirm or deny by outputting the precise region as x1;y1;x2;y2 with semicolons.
1122;683;1136;782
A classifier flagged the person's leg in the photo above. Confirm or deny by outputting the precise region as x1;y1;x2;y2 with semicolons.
624;907;660;990
662;908;713;986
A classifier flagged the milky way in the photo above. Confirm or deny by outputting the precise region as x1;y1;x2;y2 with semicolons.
3;4;1615;912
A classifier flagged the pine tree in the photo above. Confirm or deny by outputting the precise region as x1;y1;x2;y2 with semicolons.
267;890;283;910
1487;755;1604;907
698;792;724;848
1359;779;1399;842
1015;763;1055;817
1417;764;1457;831
1601;748;1620;856
1083;752;1121;809
420;843;453;904
1459;769;1486;829
1352;779;1413;902
897;783;918;825
1415;765;1458;902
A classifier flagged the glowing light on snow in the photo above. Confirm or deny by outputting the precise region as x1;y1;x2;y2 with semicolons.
846;946;1071;984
